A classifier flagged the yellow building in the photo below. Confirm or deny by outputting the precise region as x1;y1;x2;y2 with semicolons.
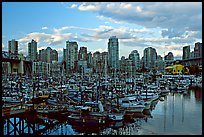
165;63;189;75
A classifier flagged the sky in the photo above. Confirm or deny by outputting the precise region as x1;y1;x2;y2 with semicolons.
2;2;202;61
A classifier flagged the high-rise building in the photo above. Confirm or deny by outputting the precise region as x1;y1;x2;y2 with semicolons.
108;36;119;72
8;39;18;58
63;41;78;73
39;49;47;62
87;52;93;68
164;52;174;67
93;51;101;73
46;47;52;63
194;42;202;58
51;49;58;62
39;47;58;62
183;45;190;60
190;51;194;59
119;56;126;74
155;55;164;72
78;47;88;61
28;39;38;61
129;50;140;72
143;47;157;70
164;52;174;60
101;52;108;77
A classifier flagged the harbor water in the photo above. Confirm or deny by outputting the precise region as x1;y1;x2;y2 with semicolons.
42;85;202;135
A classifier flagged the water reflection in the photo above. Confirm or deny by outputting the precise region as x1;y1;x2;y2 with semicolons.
44;86;202;135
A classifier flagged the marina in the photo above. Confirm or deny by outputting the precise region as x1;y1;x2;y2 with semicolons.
2;2;202;135
2;73;202;135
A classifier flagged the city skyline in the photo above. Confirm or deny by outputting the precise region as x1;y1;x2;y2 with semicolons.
2;2;202;60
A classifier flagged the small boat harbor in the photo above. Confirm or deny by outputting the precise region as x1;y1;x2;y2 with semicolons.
2;73;202;135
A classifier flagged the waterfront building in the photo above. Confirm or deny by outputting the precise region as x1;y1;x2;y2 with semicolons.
129;50;140;75
108;36;119;73
143;47;157;71
63;41;78;73
183;45;190;60
8;39;18;58
194;42;202;58
165;61;189;75
28;39;38;61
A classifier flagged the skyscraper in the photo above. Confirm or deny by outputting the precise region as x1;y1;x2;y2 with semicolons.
194;42;202;58
164;52;174;60
63;41;78;73
129;50;140;71
39;47;58;63
164;52;174;67
8;39;18;58
51;49;58;62
39;49;47;62
46;47;52;63
78;47;88;61
28;39;38;61
143;47;157;70
108;36;119;72
183;45;190;60
87;52;93;68
93;51;101;73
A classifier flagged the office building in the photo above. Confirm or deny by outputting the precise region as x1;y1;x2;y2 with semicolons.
183;45;190;60
28;39;38;61
194;42;202;58
8;39;18;58
143;47;157;70
108;36;119;72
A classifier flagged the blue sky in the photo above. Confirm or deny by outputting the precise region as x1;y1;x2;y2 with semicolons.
2;2;202;60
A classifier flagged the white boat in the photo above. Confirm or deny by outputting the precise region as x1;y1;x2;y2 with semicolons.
108;113;124;121
139;92;159;102
137;99;151;110
120;97;145;113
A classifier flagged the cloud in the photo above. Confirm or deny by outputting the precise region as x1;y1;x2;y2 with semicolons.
70;4;77;8
91;48;107;53
76;2;202;39
42;27;48;30
2;43;5;48
78;3;99;11
18;32;72;45
170;50;183;58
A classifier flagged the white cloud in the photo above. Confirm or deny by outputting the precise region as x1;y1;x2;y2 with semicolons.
18;32;72;46
2;43;5;48
91;48;107;53
170;50;183;58
78;3;99;11
76;2;201;40
70;4;77;8
42;27;48;30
